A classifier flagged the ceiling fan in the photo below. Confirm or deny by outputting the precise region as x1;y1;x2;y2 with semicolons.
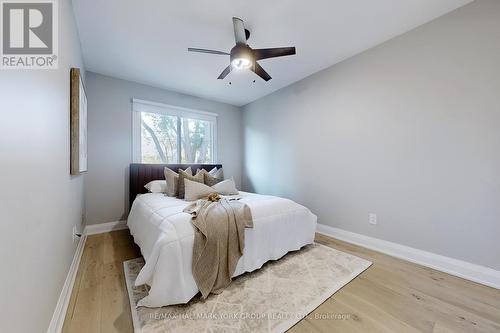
188;17;296;82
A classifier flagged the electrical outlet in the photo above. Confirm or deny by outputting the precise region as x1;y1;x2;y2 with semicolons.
369;213;377;225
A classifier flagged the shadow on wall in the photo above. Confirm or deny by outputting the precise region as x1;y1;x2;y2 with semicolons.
243;123;307;205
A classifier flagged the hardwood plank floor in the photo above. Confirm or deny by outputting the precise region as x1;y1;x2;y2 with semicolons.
62;231;141;333
62;230;500;333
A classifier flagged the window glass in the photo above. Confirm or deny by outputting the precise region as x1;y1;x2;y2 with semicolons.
137;107;215;164
180;118;213;164
140;112;178;163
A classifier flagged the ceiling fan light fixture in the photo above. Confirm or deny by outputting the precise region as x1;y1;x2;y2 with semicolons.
230;43;254;70
231;57;252;70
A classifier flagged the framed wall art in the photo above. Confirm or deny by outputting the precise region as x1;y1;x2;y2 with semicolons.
70;67;88;175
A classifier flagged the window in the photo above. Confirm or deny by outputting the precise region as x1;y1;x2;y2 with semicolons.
133;99;217;164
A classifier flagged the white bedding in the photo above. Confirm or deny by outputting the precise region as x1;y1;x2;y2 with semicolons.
127;191;317;307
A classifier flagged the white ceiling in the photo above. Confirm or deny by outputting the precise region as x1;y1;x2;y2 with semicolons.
73;0;472;106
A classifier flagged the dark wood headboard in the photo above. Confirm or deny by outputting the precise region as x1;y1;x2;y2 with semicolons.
129;163;222;207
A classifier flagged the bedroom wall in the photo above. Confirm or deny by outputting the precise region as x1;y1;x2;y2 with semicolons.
84;72;242;225
242;0;500;270
0;0;85;332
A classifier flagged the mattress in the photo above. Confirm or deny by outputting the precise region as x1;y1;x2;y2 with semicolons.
127;191;317;307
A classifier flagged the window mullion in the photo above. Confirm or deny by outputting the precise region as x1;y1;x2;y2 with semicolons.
176;116;182;163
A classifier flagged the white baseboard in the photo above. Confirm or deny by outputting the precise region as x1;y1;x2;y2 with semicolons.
46;220;129;332
84;220;128;235
316;223;500;290
46;233;87;333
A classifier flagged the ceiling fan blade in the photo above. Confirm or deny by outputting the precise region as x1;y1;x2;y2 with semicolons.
217;65;232;80
253;62;272;81
253;47;296;60
188;48;229;55
232;17;247;44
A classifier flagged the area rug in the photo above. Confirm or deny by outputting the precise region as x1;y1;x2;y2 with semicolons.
124;243;371;333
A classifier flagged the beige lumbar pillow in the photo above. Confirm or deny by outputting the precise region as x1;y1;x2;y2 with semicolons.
164;167;192;197
184;178;239;201
184;179;215;201
178;169;204;199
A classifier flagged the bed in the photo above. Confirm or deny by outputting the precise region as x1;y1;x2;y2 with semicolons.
127;163;317;308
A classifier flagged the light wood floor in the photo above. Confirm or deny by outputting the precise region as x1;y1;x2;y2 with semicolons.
62;230;500;333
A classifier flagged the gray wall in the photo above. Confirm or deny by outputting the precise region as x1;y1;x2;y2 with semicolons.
242;0;500;270
0;0;85;332
85;72;242;225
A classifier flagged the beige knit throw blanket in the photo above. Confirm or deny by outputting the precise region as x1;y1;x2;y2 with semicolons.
183;195;253;298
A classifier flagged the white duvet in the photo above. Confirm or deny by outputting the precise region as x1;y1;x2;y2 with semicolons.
127;191;317;308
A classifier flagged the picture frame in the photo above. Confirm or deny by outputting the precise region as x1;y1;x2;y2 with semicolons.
70;67;88;175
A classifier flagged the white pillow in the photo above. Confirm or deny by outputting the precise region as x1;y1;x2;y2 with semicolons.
144;180;167;193
184;177;238;201
207;167;218;175
212;178;238;195
211;167;224;179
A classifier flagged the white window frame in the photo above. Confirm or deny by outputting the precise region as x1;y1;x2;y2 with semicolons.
132;98;218;163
